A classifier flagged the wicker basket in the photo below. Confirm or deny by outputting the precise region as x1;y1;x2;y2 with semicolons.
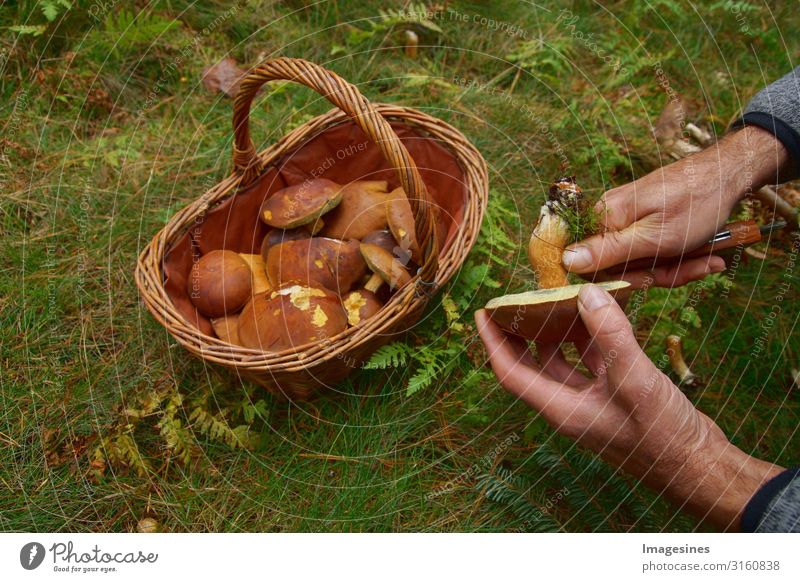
135;57;488;400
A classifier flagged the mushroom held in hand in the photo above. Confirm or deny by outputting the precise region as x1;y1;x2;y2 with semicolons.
320;180;392;240
360;243;412;294
188;250;252;317
342;289;382;326
526;186;572;289
485;177;631;343
266;237;367;294
259;178;343;229
237;283;348;351
238;253;271;295
386;187;422;264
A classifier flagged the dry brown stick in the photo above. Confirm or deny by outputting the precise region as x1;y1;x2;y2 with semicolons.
753;186;799;231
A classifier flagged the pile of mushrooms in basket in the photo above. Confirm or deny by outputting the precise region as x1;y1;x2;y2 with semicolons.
189;178;421;351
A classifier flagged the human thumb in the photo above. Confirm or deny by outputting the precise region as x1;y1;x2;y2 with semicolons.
562;225;652;274
577;284;655;390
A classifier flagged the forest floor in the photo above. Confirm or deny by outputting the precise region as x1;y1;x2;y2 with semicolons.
1;0;798;532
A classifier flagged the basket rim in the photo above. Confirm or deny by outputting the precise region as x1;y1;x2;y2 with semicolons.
135;103;488;369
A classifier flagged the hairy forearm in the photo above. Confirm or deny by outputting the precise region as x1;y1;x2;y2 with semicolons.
659;125;789;210
647;439;783;531
710;125;790;203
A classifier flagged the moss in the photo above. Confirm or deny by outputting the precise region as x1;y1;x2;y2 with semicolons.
546;176;603;244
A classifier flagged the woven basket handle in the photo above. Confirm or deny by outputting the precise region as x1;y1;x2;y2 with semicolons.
231;57;438;285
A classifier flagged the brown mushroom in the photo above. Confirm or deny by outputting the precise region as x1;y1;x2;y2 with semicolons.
259;178;343;229
259;228;309;262
360;243;412;294
386;187;422;264
237;283;348;351
342;289;383;326
485;281;631;342
238;253;271;295
485;177;631;343
188;250;252;317
304;218;325;236
404;30;419;59
266;237;366;294
666;335;697;386
211;314;241;345
320;180;392;240
526;184;573;288
362;229;398;254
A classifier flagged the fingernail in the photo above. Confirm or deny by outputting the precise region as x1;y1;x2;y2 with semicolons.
578;284;612;311
562;245;592;271
710;262;725;274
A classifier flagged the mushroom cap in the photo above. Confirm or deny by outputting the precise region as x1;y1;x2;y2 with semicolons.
266;237;367;294
259;228;310;261
238;253;271;295
342;289;383;326
237;284;348;351
259;178;343;229
485;281;631;343
320;180;392;240
188;250;252;317
385;188;422;264
211;314;241;345
361;229;398;254
360;243;412;290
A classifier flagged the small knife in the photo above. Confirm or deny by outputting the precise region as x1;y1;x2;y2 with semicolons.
609;220;786;273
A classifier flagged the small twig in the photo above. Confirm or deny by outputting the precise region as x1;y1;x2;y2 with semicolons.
754;186;799;231
685;122;715;147
507;67;522;96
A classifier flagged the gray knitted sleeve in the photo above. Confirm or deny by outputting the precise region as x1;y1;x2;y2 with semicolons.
741;468;800;532
732;66;800;181
730;69;800;531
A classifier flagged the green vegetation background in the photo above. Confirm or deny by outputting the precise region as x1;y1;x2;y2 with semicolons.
1;0;797;532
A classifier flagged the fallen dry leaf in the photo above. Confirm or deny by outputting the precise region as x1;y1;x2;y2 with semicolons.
653;97;703;160
202;57;247;98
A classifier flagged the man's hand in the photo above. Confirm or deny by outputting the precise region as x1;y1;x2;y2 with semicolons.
562;126;790;287
475;284;782;530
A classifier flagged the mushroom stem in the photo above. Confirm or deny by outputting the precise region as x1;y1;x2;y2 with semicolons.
364;272;384;293
404;30;419;59
528;204;571;289
666;335;697;385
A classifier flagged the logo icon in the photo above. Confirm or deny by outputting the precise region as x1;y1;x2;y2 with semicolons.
20;542;46;570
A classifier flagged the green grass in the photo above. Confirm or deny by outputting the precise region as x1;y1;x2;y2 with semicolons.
1;0;798;532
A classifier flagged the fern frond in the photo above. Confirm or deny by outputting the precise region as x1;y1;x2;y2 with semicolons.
188;406;252;450
94;433;151;477
364;342;412;370
406;344;460;396
531;446;609;529
40;0;71;22
477;468;561;532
